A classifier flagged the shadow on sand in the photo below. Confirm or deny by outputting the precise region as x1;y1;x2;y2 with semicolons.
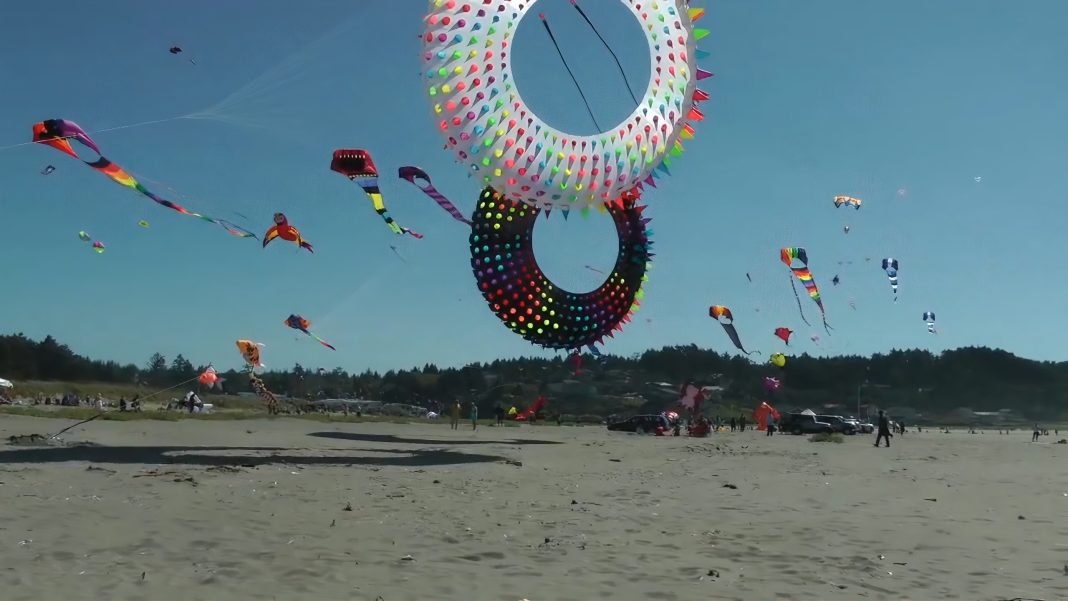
0;444;506;468
307;431;561;446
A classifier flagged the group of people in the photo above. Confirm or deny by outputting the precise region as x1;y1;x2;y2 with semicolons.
448;399;479;430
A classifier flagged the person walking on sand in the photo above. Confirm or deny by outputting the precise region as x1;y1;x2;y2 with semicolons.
1032;424;1040;442
470;402;479;430
450;399;461;430
765;411;775;436
874;410;892;447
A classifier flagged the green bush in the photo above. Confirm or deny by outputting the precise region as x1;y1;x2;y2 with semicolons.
809;432;845;443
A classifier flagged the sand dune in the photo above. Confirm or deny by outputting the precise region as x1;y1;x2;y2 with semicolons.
1;416;1065;600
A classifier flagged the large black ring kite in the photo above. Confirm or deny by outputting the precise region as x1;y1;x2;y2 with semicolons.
469;188;652;351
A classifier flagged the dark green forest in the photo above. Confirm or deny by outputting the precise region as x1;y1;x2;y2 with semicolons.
1;333;1065;419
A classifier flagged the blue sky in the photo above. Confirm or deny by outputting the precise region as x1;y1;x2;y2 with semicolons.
1;0;1065;373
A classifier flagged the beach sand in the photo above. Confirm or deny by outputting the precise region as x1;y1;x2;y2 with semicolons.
1;416;1065;601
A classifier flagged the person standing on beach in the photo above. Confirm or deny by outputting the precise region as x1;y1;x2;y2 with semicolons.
470;402;479;430
874;410;892;447
765;411;775;436
495;404;505;426
730;416;737;432
450;399;461;430
739;414;746;432
1032;424;1040;442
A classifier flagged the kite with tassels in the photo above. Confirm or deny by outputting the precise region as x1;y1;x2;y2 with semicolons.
780;247;832;334
32;119;257;239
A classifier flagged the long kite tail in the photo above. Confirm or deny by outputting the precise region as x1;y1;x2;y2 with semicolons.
570;0;639;106
787;273;813;327
86;157;257;238
309;332;337;351
353;176;414;236
398;166;471;225
539;13;600;131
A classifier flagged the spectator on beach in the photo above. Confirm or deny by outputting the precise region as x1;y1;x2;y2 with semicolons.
765;411;775;436
450;399;461;430
899;420;906;436
495;404;505;426
730;417;737;432
119;397;127;412
875;410;892;447
470;402;479;430
1032;424;1040;443
739;414;746;432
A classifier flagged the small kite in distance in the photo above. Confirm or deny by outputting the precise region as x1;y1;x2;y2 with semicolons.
41;165;55;175
832;275;840;286
774;327;793;345
923;311;937;334
138;220;150;228
284;314;336;351
833;195;862;210
169;45;196;65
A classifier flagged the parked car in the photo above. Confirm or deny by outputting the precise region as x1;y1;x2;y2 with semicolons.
845;417;874;434
607;414;670;435
779;413;834;435
817;414;857;435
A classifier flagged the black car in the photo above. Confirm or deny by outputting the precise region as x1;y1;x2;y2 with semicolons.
607;414;670;435
817;415;857;435
778;413;834;435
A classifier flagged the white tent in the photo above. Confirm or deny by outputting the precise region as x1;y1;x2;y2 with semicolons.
800;408;816;416
0;378;13;388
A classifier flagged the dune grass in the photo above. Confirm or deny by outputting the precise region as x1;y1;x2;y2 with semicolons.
809;432;845;443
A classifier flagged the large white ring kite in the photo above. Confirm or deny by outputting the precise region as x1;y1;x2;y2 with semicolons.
422;0;710;210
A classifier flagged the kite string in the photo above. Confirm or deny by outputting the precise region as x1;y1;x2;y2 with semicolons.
47;373;205;440
570;0;640;106
540;14;601;131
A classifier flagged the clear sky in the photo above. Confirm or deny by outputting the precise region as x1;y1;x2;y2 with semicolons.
1;0;1066;374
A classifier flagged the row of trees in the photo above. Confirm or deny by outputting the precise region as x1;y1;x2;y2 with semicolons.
1;333;1066;418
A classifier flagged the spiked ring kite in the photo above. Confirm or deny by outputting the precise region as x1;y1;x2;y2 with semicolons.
421;0;710;211
470;188;652;350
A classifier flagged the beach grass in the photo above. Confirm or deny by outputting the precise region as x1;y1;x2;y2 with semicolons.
809;432;845;443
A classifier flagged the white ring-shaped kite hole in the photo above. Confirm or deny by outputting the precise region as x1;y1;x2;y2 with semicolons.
422;0;700;210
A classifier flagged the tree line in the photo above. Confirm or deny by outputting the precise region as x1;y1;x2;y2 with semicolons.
1;333;1065;418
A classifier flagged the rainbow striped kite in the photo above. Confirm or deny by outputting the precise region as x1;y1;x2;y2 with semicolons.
780;247;832;334
31;119;257;239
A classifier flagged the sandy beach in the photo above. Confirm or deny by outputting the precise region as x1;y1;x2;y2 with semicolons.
1;416;1065;601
